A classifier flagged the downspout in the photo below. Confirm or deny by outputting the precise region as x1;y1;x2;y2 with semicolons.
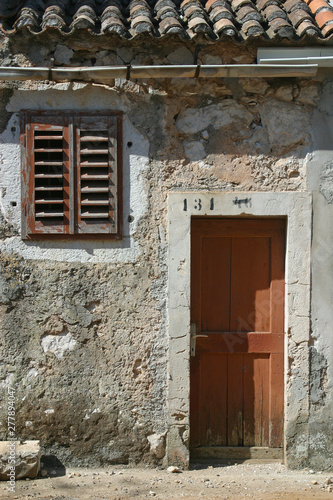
0;64;318;83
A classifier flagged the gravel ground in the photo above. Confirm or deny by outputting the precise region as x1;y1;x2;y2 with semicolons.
0;462;332;500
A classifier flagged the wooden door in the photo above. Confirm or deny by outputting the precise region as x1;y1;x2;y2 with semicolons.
190;218;285;459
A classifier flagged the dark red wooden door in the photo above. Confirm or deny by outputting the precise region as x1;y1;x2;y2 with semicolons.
190;219;285;456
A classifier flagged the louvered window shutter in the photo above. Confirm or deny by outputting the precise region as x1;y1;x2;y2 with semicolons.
21;112;122;239
75;116;118;234
22;116;70;237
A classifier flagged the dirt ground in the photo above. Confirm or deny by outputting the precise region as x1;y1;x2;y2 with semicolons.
1;462;333;500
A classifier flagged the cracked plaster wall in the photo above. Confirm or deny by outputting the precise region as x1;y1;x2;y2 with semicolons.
305;78;333;471
0;38;331;468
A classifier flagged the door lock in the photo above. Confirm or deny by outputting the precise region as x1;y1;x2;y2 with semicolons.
190;323;208;357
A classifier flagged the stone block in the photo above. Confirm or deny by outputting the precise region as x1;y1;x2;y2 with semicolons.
147;433;166;459
54;45;73;65
176;101;253;134
0;441;40;480
184;141;206;161
260;98;310;150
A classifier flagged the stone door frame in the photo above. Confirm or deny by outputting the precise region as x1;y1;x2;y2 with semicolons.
166;191;312;468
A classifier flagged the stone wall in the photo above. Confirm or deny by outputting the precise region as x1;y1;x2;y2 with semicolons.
0;36;332;469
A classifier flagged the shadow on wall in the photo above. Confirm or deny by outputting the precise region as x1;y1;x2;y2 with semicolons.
40;455;66;477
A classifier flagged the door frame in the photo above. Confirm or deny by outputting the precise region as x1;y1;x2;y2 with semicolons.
166;192;312;469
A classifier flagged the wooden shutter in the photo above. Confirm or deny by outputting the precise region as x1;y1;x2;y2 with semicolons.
22;115;71;238
21;112;122;239
75;115;118;234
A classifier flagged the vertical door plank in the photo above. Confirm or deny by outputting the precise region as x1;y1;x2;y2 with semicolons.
230;237;270;333
269;353;284;447
253;355;270;446
190;220;202;448
201;237;231;332
191;221;202;333
199;353;228;446
190;356;201;448
243;353;255;446
227;353;244;446
270;231;285;334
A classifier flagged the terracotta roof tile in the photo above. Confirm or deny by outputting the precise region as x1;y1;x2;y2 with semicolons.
269;15;294;35
181;0;199;10
42;5;67;30
101;16;127;36
309;0;330;13
256;0;279;11
264;5;289;22
284;0;310;13
288;8;313;26
155;0;185;35
188;15;212;33
210;5;235;22
296;18;321;34
183;4;208;21
237;5;263;23
242;18;265;35
213;16;238;34
71;5;97;30
101;5;124;20
159;16;185;34
321;19;333;33
14;7;40;30
156;5;179;20
206;0;232;12
1;0;333;42
232;0;253;12
132;13;152;24
315;8;333;27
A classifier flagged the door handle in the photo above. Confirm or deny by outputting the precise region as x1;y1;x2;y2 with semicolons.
190;323;208;357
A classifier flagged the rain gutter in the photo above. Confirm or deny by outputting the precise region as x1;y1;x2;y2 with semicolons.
0;64;318;83
257;47;333;67
259;57;333;67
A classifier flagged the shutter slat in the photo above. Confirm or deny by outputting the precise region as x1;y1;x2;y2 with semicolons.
81;200;109;205
80;149;109;154
35;174;63;179
35;199;64;204
80;136;108;142
81;187;109;193
81;174;109;180
35;135;63;140
80;162;109;167
34;148;64;153
35;212;64;217
81;212;109;218
34;161;64;166
35;186;63;191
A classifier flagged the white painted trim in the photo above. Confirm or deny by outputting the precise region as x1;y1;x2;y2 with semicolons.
166;191;312;467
